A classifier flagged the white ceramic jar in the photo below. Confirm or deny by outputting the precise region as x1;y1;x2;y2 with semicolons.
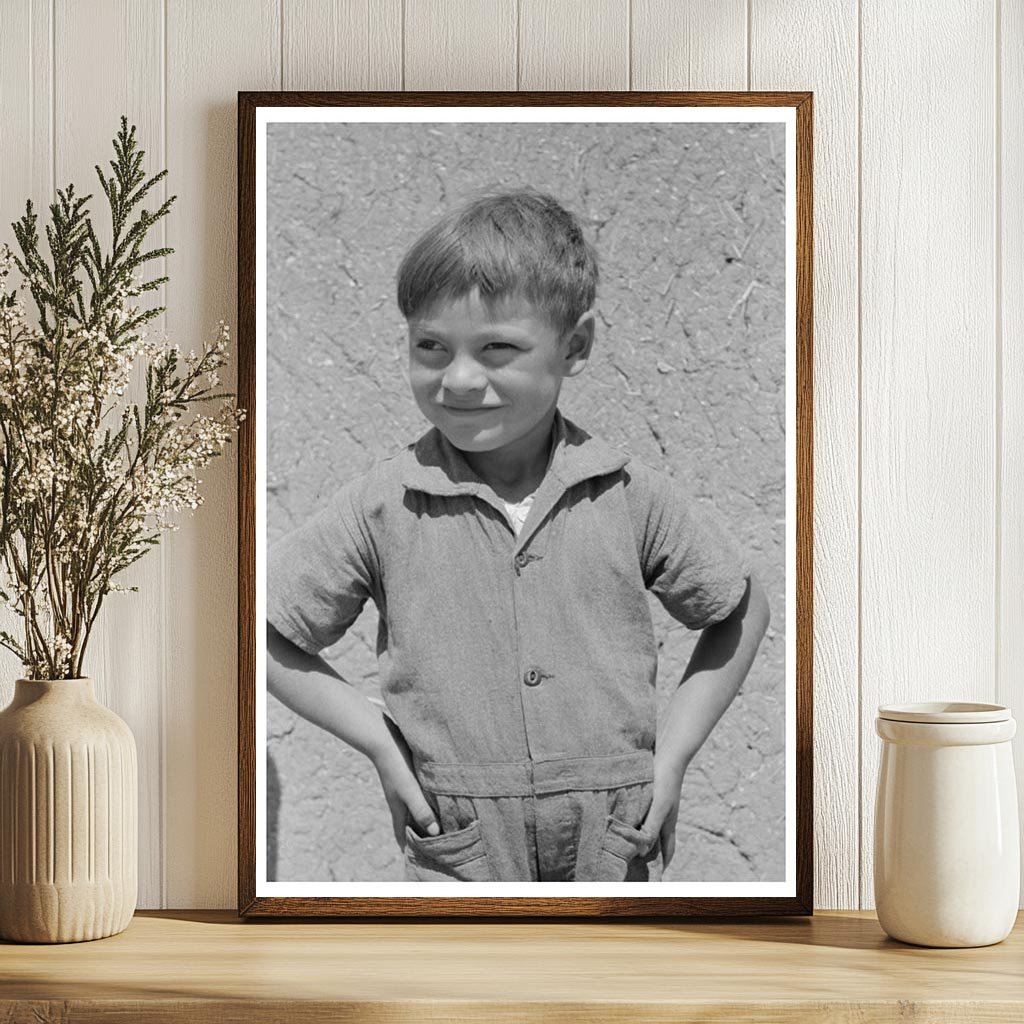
874;702;1019;947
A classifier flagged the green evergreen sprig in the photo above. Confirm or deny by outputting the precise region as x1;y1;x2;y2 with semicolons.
0;116;244;679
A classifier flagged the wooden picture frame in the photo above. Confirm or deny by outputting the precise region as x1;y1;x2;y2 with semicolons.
238;91;812;917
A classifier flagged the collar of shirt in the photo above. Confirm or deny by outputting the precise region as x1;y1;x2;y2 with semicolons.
399;411;630;552
400;410;629;499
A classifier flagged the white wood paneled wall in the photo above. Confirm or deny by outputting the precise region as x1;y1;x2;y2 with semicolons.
0;0;1018;911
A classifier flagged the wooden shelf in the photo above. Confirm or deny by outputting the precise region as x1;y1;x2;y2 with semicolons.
2;910;1022;1022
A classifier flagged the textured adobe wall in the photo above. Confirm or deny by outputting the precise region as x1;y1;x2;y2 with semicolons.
266;120;786;882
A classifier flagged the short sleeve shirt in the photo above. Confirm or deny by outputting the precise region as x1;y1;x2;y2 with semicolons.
267;412;750;772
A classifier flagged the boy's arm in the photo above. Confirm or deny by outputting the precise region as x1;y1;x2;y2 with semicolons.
642;575;771;864
267;624;441;840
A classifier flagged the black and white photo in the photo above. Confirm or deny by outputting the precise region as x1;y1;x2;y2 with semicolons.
238;94;811;916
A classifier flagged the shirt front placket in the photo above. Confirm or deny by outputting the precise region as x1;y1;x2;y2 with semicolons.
499;437;631;770
504;467;569;764
400;419;628;774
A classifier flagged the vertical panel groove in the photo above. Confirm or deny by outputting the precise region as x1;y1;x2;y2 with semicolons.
632;1;746;92
516;0;521;89
519;0;626;90
745;0;751;89
400;0;406;89
49;0;54;198
407;0;515;89
29;0;33;183
856;0;864;909
995;0;1003;707
998;0;1023;906
627;0;632;90
160;0;169;910
279;0;284;91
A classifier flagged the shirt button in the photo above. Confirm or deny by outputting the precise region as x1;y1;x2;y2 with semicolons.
514;552;529;569
523;667;542;687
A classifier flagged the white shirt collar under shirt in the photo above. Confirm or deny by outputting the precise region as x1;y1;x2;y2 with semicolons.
502;492;536;536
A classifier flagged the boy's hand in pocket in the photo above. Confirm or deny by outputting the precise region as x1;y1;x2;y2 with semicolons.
640;758;686;869
372;716;440;848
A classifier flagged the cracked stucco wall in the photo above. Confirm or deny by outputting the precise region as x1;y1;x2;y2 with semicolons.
266;120;786;882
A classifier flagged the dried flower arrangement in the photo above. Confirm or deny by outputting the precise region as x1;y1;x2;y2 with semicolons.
0;117;243;679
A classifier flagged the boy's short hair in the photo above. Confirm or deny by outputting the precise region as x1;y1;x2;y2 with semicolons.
396;188;598;333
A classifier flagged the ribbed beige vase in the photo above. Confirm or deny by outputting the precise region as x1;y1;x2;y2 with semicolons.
0;678;137;943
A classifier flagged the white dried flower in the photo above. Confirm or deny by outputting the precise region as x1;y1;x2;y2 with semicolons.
0;264;244;676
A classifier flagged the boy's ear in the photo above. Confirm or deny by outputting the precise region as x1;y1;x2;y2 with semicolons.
562;310;595;377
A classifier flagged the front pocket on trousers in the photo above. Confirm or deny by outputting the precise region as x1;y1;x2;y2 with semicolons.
596;816;662;882
403;819;492;882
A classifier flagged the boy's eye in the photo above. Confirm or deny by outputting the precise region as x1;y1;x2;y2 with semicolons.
414;338;444;351
485;342;518;351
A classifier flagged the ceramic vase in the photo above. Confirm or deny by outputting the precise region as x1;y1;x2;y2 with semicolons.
0;677;137;942
874;702;1019;948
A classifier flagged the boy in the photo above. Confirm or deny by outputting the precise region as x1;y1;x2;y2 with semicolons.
267;189;770;882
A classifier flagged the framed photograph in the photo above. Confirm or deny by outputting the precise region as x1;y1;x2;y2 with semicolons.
238;91;812;917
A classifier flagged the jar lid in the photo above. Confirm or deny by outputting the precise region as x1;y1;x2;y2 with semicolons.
877;702;1011;724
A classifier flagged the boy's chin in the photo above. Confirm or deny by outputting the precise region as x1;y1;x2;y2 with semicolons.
434;414;557;456
438;427;505;453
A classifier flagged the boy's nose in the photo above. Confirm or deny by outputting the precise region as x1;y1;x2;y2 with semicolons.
441;356;486;394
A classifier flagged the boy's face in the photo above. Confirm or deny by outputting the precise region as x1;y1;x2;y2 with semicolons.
407;289;592;460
